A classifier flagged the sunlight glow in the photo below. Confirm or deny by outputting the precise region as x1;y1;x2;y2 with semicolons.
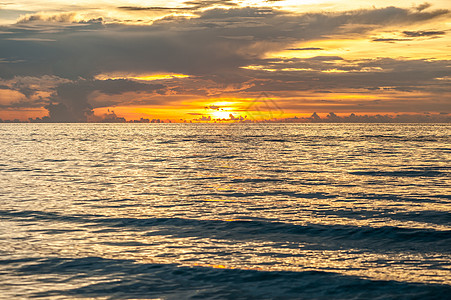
133;74;190;81
268;34;451;61
95;73;190;81
212;110;232;120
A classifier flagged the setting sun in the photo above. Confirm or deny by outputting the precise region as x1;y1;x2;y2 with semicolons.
211;110;232;120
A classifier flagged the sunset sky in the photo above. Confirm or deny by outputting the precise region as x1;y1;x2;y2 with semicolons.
0;0;450;121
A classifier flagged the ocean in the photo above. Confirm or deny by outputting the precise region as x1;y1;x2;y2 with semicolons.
0;123;450;299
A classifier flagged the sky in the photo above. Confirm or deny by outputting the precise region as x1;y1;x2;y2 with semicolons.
0;0;450;122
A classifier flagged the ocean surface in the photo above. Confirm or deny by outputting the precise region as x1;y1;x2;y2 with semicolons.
0;123;450;299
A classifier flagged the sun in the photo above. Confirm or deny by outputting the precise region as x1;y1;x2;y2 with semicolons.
212;110;232;119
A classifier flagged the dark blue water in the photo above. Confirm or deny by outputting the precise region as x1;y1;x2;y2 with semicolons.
0;123;450;299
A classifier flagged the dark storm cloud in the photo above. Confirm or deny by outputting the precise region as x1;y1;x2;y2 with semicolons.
1;77;165;121
50;79;165;121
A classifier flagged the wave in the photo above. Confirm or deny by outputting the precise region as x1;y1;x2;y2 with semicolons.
349;170;446;177
2;210;450;254
4;256;450;299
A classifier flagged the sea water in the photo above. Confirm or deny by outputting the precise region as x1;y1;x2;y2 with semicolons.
0;123;450;299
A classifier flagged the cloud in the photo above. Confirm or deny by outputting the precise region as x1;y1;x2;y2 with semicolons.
17;12;77;23
0;5;450;120
234;56;451;113
205;105;221;110
347;6;449;24
0;88;25;106
0;76;165;121
275;112;451;123
286;47;323;51
1;75;70;94
372;38;412;42
184;0;237;9
416;3;432;12
0;75;70;109
47;79;165;122
372;29;446;42
16;11;105;25
402;30;446;37
3;6;449;80
117;0;237;13
117;6;192;12
306;56;343;61
5;37;57;41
